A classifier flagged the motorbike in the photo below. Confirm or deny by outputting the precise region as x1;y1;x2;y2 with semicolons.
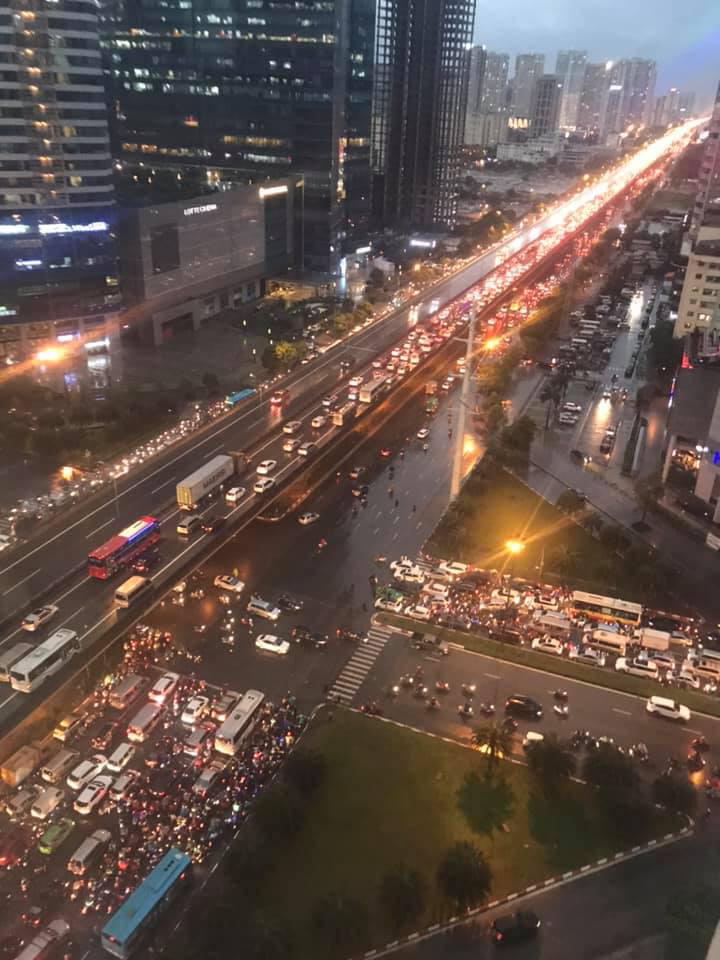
553;689;569;703
478;702;495;717
553;703;569;718
502;716;518;732
435;680;450;693
413;684;429;700
427;697;441;710
628;743;649;763
688;750;706;773
460;683;476;698
692;736;711;753
458;703;474;719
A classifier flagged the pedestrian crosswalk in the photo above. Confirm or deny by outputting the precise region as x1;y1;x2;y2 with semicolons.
327;624;393;704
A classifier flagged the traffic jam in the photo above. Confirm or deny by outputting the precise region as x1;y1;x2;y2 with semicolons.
0;624;306;959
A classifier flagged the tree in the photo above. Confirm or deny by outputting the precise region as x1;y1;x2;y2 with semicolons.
500;415;536;453
556;489;586;514
436;842;492;910
273;341;297;367
472;721;513;775
282;749;328;795
333;312;353;334
310;894;369;955
634;471;664;523
378;864;426;931
652;772;697;817
525;734;576;791
262;345;280;372
582;743;639;797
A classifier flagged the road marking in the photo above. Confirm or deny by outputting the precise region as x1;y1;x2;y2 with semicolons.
612;708;632;716
0;690;16;710
151;477;176;494
205;445;225;458
85;518;114;540
686;727;703;735
1;568;41;596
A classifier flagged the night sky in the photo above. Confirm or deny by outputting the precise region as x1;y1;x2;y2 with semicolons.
474;0;720;111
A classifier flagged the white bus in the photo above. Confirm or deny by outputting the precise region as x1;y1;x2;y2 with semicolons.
215;689;265;756
10;629;80;694
359;375;390;404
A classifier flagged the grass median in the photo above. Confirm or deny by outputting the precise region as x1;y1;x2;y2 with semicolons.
377;611;720;720
248;710;678;957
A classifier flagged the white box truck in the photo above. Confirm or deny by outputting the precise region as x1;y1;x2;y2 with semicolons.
176;454;234;511
634;627;671;652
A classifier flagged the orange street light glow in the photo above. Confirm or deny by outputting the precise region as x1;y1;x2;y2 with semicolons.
505;539;525;555
35;346;63;363
484;337;500;350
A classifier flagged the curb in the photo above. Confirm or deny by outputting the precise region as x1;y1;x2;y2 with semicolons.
349;826;694;960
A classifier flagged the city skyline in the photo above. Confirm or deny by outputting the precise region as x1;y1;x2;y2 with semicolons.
473;0;719;111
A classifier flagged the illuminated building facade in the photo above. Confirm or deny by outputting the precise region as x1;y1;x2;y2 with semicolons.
0;0;120;369
371;0;474;229
107;0;353;275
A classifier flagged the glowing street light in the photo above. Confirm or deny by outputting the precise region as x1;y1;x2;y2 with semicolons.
35;346;63;364
505;539;525;555
484;337;501;351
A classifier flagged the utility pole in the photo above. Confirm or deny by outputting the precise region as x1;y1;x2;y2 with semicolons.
450;307;477;501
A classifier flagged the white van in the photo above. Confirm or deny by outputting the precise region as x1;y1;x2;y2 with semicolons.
41;748;80;785
246;596;281;621
67;828;111;876
114;576;153;609
127;702;164;743
687;648;720;680
587;628;627;656
177;514;202;536
0;642;34;683
31;786;65;820
107;742;135;773
109;673;147;711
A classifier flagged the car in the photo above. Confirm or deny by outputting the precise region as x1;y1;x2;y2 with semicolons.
570;448;590;465
422;581;450;600
193;760;226;796
349;376;364;388
491;910;541;944
277;594;303;612
109;770;140;802
569;646;606;667
283;437;302;453
21;604;59;632
298;441;316;457
67;755;107;792
211;691;240;723
5;786;42;820
181;695;209;726
74;776;112;815
351;484;369;498
214;574;245;594
437;560;469;580
416;427;430;440
0;828;27;868
531;636;563;655
148;671;180;704
52;713;85;743
311;414;328;429
349;466;366;481
321;394;337;409
255;634;291;656
615;657;659;679
646;695;690;722
270;389;288;405
201;515;225;534
106;742;136;773
37;818;75;856
283;420;302;434
254;477;276;494
291;626;328;648
335;626;364;643
558;413;578;425
225;486;246;504
504;695;543;719
563;402;582;412
256;459;277;475
522;731;545;750
379;446;392;458
298;512;320;525
390;557;425;581
408;603;433;621
91;721;119;752
183;722;215;758
132;549;160;575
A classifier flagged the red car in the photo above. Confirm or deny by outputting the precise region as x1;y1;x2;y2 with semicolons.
379;447;392;458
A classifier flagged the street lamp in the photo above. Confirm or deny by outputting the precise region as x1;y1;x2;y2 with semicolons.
505;539;525;555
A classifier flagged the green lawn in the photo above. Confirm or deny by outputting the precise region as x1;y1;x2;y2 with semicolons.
426;462;648;600
256;711;675;953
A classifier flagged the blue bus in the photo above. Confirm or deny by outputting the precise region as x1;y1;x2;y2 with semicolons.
225;388;255;408
101;849;192;958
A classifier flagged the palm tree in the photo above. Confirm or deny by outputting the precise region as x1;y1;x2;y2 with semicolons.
525;734;576;791
472;721;514;775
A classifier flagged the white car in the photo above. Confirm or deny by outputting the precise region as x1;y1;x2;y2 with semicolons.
193;760;226;797
422;581;450;600
181;695;209;726
106;743;136;773
531;636;563;655
67;755;107;792
646;696;690;721
558;413;578;425
148;671;180;704
283;437;302;453
214;574;245;594
522;731;545;750
109;770;139;802
615;657;658;679
22;604;59;632
283;421;302;435
311;414;328;429
408;603;433;621
74;775;112;815
255;634;291;656
298;512;319;525
437;560;469;580
225;486;246;504
563;402;582;413
254;477;276;494
417;427;430;440
0;534;12;552
390;558;425;583
349;376;364;388
256;459;277;475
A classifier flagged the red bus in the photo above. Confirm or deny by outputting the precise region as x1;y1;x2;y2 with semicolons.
88;516;160;580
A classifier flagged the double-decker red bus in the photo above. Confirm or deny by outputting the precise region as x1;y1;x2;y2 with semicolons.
88;516;160;580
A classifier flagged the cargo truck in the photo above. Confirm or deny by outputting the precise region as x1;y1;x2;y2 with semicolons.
1;740;52;787
176;454;234;511
332;402;356;426
633;626;671;651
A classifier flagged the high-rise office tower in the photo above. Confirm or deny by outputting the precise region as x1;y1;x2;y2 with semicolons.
603;58;656;136
346;0;375;238
511;53;545;118
371;0;475;228
530;75;563;137
108;0;354;274
577;61;612;135
464;45;488;142
690;82;720;238
679;92;696;119
555;50;587;131
0;0;120;365
465;49;510;146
